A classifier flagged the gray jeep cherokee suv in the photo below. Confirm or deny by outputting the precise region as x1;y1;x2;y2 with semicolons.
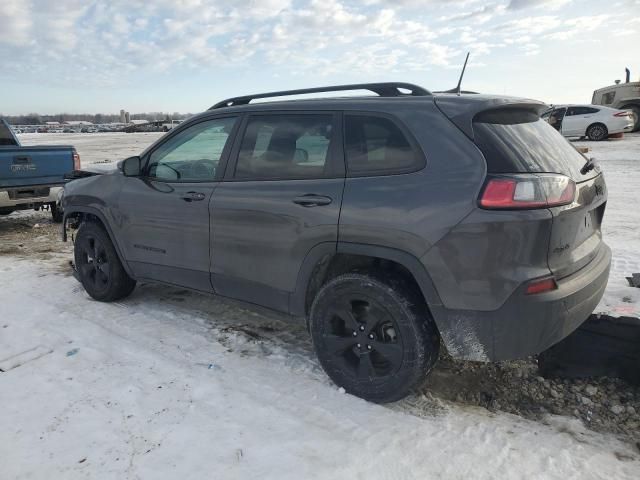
62;83;611;403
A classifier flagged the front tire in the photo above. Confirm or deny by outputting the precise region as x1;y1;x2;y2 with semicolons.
74;221;136;301
309;273;439;403
586;123;608;141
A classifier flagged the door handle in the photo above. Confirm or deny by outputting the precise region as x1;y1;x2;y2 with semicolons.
292;194;332;207
181;191;206;202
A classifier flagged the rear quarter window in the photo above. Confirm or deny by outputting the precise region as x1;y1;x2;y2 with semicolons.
344;114;424;176
472;108;598;181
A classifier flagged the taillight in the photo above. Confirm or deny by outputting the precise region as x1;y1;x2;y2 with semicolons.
73;151;81;170
525;277;557;295
479;174;575;209
614;111;630;117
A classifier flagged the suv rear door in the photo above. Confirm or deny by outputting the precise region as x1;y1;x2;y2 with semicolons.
210;112;344;312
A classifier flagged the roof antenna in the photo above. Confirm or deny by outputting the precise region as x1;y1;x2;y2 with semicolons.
455;52;470;96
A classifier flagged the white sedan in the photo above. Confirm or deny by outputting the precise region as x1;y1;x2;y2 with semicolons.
541;104;634;141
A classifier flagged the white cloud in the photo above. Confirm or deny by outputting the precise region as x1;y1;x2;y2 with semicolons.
545;14;610;40
508;0;572;10
0;0;33;46
0;0;626;94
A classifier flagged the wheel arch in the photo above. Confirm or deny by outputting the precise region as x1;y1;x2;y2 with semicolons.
290;242;443;318
63;206;135;278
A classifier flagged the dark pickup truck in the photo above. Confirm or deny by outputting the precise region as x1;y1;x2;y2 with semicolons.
0;119;79;221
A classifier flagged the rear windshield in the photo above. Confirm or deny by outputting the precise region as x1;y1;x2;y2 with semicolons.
472;109;597;181
0;120;19;146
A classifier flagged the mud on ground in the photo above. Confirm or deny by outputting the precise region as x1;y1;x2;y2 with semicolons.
1;209;638;447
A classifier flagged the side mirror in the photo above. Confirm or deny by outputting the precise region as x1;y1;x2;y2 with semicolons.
118;156;141;177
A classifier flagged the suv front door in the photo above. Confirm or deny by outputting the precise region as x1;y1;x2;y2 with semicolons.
210;112;344;312
117;116;238;291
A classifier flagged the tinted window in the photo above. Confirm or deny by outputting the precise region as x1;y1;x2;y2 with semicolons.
235;115;333;180
602;92;615;105
345;115;420;175
473;109;597;180
567;106;599;116
147;117;236;181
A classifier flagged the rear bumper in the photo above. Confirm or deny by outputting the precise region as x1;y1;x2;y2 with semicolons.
431;243;611;362
0;186;62;210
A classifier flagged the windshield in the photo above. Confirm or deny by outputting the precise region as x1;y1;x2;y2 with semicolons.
473;108;598;181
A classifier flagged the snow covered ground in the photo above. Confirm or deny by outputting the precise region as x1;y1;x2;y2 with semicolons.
2;132;639;479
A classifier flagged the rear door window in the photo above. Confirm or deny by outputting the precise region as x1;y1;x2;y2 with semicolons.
0;121;19;146
573;107;599;115
234;114;334;180
344;115;423;176
472;108;598;181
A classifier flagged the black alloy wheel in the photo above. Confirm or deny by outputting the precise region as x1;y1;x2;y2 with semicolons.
310;273;439;403
76;234;111;294
74;221;136;302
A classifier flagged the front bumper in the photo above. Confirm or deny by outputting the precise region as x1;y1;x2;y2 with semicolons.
431;243;612;362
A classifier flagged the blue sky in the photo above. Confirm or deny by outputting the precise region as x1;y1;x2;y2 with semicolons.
1;0;639;115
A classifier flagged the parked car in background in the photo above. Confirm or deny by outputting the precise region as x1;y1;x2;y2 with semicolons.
62;83;610;403
592;68;640;132
541;104;634;141
0;118;79;221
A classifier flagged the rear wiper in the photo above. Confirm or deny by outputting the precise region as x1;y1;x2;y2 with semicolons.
580;157;597;175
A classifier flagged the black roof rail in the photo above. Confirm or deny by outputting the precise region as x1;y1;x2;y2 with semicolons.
209;82;431;109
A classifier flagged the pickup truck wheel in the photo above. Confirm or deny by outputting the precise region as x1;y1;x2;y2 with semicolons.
50;202;63;223
74;222;136;302
309;273;439;403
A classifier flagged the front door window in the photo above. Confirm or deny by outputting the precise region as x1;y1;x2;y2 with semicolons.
147;117;237;182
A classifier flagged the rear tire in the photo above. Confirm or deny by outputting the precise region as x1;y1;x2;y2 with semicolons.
50;202;63;223
586;123;608;141
309;273;439;403
74;221;136;302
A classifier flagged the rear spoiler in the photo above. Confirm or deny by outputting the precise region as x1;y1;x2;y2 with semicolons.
434;96;547;140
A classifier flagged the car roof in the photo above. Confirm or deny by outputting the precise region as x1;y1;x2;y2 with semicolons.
180;88;548;141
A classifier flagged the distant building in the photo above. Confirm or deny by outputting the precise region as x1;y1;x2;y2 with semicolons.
44;121;60;126
125;112;131;123
119;109;126;123
129;119;149;125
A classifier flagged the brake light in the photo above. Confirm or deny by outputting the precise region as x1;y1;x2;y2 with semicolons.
73;151;81;170
614;111;630;117
526;277;557;295
479;174;575;209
